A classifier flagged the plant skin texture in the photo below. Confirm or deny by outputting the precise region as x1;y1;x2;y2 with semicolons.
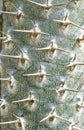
0;0;84;130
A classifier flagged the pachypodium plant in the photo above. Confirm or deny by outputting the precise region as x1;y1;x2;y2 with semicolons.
0;0;84;130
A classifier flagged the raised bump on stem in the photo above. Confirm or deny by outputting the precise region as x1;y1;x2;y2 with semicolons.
0;114;26;130
23;65;51;87
0;98;8;117
66;53;84;71
69;121;83;130
0;1;25;19
0;31;14;51
36;40;69;53
40;107;71;128
0;72;17;93
53;12;84;30
13;91;38;111
0;98;7;109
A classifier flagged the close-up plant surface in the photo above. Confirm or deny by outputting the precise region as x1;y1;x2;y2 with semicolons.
0;0;84;130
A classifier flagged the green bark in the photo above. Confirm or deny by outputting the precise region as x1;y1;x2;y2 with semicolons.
1;0;84;130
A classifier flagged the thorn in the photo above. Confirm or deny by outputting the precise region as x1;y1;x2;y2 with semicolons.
56;115;71;123
36;44;69;53
12;91;38;103
0;10;17;15
12;98;28;103
0;114;26;130
23;73;51;77
79;105;84;108
0;54;20;59
13;113;20;119
71;121;79;127
9;2;21;13
70;53;76;62
26;0;65;10
56;87;79;96
23;65;51;77
0;77;10;81
40;107;71;125
12;91;38;111
0;36;7;40
66;62;84;68
53;12;84;30
66;53;84;71
13;22;48;35
65;88;79;92
0;30;7;37
0;53;30;61
36;40;69;60
0;8;25;19
13;28;49;36
13;114;26;130
70;21;84;30
40;107;56;123
0;120;18;125
69;120;83;130
8;1;27;19
6;71;11;76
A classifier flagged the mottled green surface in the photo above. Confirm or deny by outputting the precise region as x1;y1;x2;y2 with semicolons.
1;0;84;130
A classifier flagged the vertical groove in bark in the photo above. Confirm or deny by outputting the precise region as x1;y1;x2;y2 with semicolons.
0;0;3;114
0;0;3;51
